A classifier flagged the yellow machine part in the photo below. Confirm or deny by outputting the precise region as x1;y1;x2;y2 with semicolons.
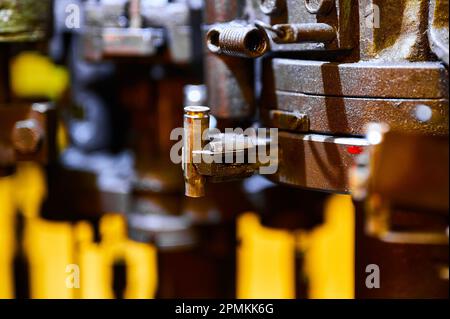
237;195;355;299
0;163;157;299
10;52;69;100
1;163;354;299
303;195;355;299
0;175;15;299
237;213;296;299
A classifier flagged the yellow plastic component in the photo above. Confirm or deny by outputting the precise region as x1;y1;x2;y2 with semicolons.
10;52;69;100
13;162;46;219
0;163;158;299
237;213;296;299
2;162;354;299
303;195;355;299
0;175;16;299
237;194;355;300
24;218;75;299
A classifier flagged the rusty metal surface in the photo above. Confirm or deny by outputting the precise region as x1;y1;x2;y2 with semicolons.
269;109;309;132
272;59;449;99
267;91;449;136
429;0;449;65
270;131;369;193
205;53;255;119
279;0;357;51
359;0;432;62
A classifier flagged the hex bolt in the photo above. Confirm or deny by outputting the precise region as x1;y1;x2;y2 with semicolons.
259;0;284;15
206;25;270;58
11;119;43;154
183;106;210;198
304;0;335;15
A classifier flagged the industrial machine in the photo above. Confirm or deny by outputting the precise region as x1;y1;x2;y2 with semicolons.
0;0;448;299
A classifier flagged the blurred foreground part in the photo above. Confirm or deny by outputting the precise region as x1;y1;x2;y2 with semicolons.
351;127;449;298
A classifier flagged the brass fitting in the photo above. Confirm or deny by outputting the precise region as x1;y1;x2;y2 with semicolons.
206;25;270;58
183;106;210;198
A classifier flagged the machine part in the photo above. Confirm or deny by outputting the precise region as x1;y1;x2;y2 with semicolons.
0;0;51;42
192;132;268;183
83;0;195;63
206;24;270;58
269;110;309;133
205;53;255;119
267;59;449;136
268;92;449;136
272;59;449;99
262;0;357;52
428;0;449;65
259;0;285;16
141;1;194;63
304;0;335;15
83;27;164;60
183;106;210;198
11;119;43;155
0;102;52;168
272;23;336;44
270;132;369;193
360;126;449;245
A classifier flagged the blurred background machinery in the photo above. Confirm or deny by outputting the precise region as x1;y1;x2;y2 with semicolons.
0;0;448;299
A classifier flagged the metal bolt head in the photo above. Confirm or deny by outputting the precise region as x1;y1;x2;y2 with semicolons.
259;0;283;15
11;119;43;154
304;0;335;15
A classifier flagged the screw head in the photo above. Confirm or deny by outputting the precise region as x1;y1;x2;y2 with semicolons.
259;0;283;15
304;0;335;15
11;119;43;154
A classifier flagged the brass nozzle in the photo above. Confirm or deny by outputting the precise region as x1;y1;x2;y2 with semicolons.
183;106;210;197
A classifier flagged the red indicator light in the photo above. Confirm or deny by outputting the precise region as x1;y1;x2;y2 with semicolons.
347;146;363;155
